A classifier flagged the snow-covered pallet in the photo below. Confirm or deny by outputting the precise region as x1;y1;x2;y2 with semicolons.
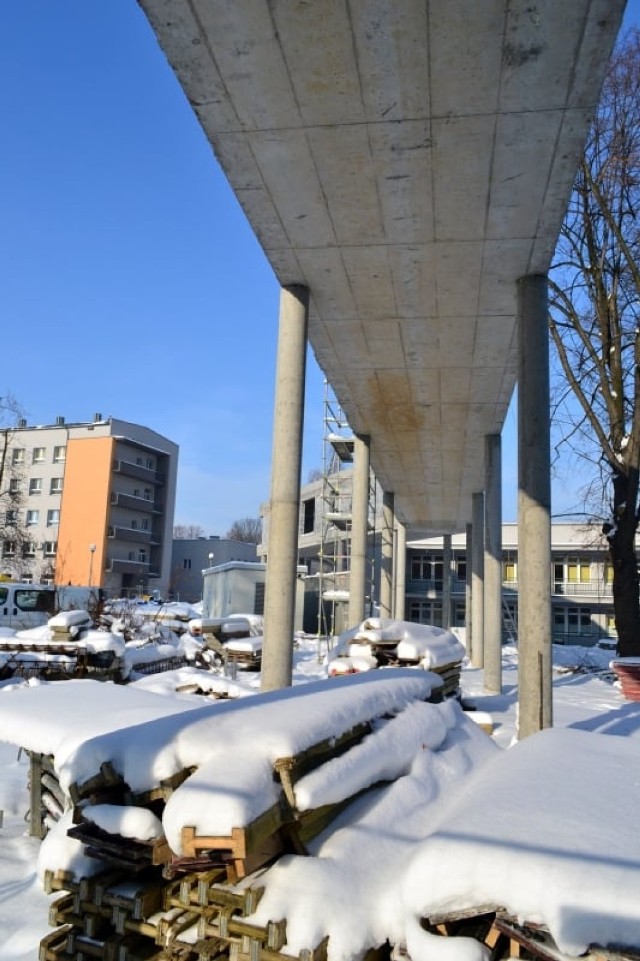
180;721;374;878
0;641;121;683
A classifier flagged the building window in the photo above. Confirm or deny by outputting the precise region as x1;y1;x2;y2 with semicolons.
12;448;25;465
143;488;151;501
453;601;466;627
49;477;63;494
53;445;66;463
302;498;316;534
183;558;192;570
2;541;16;557
136;456;143;466
408;599;442;626
32;447;46;464
9;478;20;494
22;542;37;558
141;518;149;531
254;582;265;615
138;550;147;563
47;509;60;526
44;541;57;556
503;560;517;583
567;557;591;584
553;606;593;639
411;553;432;581
553;562;564;591
29;478;42;495
26;509;39;526
455;555;466;582
5;510;17;526
146;457;154;470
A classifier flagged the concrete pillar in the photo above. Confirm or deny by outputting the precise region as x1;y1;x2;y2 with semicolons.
379;491;395;617
471;492;484;667
441;534;452;630
261;285;309;692
348;434;370;627
517;274;552;736
465;523;473;655
394;520;406;620
484;433;502;694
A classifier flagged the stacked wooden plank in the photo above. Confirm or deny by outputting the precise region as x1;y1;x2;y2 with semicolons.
420;906;640;961
0;637;121;682
38;718;397;960
40;846;326;961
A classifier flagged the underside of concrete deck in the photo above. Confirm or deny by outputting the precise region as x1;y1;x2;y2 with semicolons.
139;0;625;532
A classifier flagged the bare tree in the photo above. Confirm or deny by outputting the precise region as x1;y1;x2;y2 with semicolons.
0;394;29;579
549;29;640;656
173;523;205;540
226;516;262;544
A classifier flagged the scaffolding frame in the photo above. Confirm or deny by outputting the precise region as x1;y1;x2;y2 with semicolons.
316;381;376;638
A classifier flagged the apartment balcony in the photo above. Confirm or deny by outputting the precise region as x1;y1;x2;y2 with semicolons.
108;525;152;545
113;459;165;484
553;581;613;597
110;492;156;513
406;578;441;597
105;558;151;575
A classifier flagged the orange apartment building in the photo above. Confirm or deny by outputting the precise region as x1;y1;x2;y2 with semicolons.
0;414;178;597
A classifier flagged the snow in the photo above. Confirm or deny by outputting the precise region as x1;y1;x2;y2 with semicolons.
225;634;263;654
48;610;92;629
1;638;640;961
401;727;640;958
82;803;164;841
0;679;206;763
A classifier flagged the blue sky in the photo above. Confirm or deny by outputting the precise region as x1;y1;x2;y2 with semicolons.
0;3;637;533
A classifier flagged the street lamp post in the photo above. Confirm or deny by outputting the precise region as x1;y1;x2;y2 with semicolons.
88;544;96;588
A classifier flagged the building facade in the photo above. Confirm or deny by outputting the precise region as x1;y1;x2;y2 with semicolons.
261;467;621;646
0;414;178;597
170;536;258;602
406;524;617;647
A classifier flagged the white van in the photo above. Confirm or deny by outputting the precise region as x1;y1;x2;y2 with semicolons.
0;583;57;629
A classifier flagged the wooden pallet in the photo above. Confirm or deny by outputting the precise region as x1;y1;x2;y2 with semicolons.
491;914;640;961
181;798;288;880
69;762;127;805
273;722;371;809
68;820;171;872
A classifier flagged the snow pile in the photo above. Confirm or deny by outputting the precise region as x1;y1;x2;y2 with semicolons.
130;666;254;700
402;726;640;957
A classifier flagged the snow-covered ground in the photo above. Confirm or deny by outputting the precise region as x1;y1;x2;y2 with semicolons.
0;634;637;961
